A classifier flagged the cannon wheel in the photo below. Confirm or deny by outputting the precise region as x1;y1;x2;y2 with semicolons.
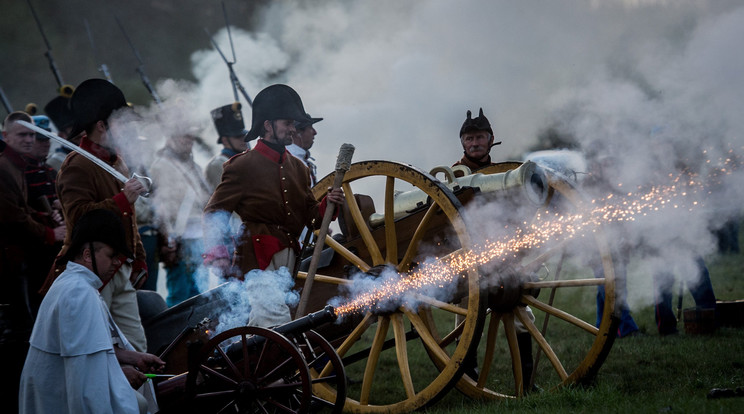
430;162;620;399
293;330;348;414
301;160;485;413
188;326;313;413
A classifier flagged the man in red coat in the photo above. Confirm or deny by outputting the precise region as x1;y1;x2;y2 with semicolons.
203;84;343;326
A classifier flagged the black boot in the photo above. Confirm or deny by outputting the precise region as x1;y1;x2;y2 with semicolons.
517;332;534;394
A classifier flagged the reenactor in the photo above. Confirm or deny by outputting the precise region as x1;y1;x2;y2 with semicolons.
288;112;322;186
44;89;78;172
204;103;249;190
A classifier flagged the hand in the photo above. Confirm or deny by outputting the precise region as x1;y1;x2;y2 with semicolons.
116;347;166;373
160;243;179;268
326;187;345;205
122;177;145;204
120;365;147;389
53;225;66;242
51;209;64;226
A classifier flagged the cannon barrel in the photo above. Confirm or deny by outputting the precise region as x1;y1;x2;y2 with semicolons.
369;161;549;227
224;306;337;358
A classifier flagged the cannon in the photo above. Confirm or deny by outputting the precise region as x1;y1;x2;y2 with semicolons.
144;306;346;414
289;159;620;412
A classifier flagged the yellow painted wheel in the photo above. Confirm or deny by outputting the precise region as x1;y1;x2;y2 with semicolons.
297;160;486;413
439;162;619;399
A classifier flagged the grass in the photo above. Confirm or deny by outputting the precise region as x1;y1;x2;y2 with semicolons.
416;243;744;413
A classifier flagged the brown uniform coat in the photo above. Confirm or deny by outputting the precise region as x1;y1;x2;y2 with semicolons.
204;139;326;274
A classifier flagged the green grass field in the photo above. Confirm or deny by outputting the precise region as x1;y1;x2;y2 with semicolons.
416;243;744;413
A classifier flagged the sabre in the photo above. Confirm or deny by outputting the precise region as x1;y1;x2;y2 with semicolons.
17;120;152;197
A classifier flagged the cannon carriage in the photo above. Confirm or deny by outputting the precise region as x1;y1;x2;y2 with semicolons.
139;158;620;413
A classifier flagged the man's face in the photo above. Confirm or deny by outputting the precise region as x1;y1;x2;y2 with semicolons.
265;119;296;146
31;136;51;160
293;125;316;151
169;134;196;156
2;121;36;154
460;130;493;161
92;243;122;283
224;135;248;152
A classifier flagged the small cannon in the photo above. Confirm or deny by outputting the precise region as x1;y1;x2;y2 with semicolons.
149;306;346;414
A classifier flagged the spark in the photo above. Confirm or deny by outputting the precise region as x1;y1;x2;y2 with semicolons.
332;166;723;318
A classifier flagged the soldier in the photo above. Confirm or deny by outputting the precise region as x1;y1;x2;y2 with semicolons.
41;78;149;352
43;90;78;172
203;84;344;327
288;112;322;186
0;111;66;411
149;118;212;306
204;102;249;190
453;108;537;392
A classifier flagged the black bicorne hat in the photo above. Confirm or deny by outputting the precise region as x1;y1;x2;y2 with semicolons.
44;94;75;132
60;209;133;264
244;84;310;142
68;79;129;139
295;112;323;130
459;108;493;137
211;102;248;143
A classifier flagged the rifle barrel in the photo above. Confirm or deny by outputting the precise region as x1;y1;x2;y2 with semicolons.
27;0;65;87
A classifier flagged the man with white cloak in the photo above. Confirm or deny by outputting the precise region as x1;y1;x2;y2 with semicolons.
19;209;165;413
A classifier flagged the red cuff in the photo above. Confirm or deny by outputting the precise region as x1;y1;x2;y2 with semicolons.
318;196;340;221
113;192;133;214
44;227;55;245
203;245;230;266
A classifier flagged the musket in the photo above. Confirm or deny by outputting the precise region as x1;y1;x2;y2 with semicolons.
17;120;152;198
203;1;254;106
114;15;162;105
84;19;114;83
26;0;74;96
0;85;13;114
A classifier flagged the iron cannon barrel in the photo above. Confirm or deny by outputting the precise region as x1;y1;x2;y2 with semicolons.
224;306;337;358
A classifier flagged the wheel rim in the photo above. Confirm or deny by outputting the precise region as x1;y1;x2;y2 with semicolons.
446;163;619;399
189;326;313;413
297;160;485;413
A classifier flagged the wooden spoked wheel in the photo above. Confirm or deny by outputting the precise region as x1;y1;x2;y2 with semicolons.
187;326;313;413
291;330;348;414
438;163;619;399
298;160;485;413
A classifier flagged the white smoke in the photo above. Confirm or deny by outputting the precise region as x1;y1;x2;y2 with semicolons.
144;0;744;315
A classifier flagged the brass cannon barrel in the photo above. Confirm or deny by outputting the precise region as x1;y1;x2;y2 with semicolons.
369;160;548;227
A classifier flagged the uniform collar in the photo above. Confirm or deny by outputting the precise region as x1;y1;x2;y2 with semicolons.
254;138;286;163
80;135;118;165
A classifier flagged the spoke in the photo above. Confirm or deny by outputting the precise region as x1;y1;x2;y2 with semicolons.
343;182;384;265
522;295;599;335
324;233;371;272
516;239;571;274
523;278;605;289
398;202;441;272
406;310;450;362
385;176;399;264
320;313;373;377
438;317;465;348
533;249;566;389
360;316;390;405
477;312;501;388
296;271;351;285
241;334;250;379
391;313;415;398
215;341;242;381
515;306;568;381
502;313;524;396
196;364;239;387
411;293;469;316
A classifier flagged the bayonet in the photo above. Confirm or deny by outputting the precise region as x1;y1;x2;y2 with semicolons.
84;19;114;83
18;120;152;197
0;85;13;114
114;15;162;105
204;1;254;106
26;0;72;95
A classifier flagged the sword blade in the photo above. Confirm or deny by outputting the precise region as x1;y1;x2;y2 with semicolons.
18;120;129;184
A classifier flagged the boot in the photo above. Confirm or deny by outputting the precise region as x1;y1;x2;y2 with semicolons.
517;332;534;394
